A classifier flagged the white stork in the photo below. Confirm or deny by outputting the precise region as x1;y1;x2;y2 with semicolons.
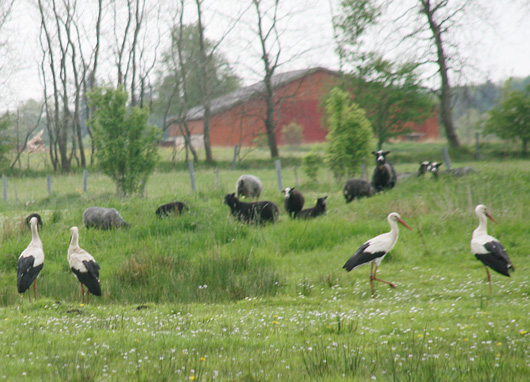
17;217;45;301
343;212;412;296
471;204;514;294
68;227;101;304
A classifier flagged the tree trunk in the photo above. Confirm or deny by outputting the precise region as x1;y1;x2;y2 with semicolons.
421;0;460;148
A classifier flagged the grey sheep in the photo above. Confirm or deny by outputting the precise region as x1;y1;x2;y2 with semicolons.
236;174;262;199
83;207;130;230
343;179;374;203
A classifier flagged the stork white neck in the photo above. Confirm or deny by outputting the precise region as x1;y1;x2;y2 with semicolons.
68;227;80;258
387;214;400;244
473;205;492;239
30;218;42;247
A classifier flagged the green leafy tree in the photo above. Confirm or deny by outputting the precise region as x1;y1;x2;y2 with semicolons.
0;114;14;170
347;55;435;148
486;82;530;155
88;86;160;196
324;87;374;179
302;150;322;183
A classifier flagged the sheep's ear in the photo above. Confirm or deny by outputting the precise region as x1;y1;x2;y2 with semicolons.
436;163;442;168
371;151;377;155
323;196;328;200
384;151;391;155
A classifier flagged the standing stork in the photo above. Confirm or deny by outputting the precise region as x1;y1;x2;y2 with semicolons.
17;217;45;301
471;204;514;294
68;227;101;304
343;212;412;296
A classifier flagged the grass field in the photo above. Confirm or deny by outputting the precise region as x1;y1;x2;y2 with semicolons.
0;142;529;381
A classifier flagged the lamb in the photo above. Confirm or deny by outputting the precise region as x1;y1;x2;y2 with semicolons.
236;174;262;199
224;193;279;224
282;187;305;217
155;201;189;218
295;196;328;220
418;161;431;176
428;162;443;177
25;213;43;229
83;207;130;230
371;150;397;192
342;179;374;203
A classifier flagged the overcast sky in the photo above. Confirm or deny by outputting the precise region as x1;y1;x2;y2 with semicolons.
3;0;530;110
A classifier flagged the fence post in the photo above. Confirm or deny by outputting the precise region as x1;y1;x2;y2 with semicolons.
215;167;220;188
294;167;299;187
2;175;6;201
275;159;283;191
441;148;452;170
188;161;196;192
83;169;88;192
47;175;52;194
231;145;239;170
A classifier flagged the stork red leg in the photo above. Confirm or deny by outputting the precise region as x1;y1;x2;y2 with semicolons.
371;265;396;290
33;279;37;301
485;267;492;295
81;283;85;304
369;263;375;297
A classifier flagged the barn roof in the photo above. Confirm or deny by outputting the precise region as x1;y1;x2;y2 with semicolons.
184;67;339;121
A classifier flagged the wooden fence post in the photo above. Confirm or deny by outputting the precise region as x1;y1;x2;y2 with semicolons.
441;148;452;170
83;169;88;193
231;145;239;170
47;175;52;194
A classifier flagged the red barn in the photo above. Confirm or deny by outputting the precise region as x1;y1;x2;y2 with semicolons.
167;67;439;147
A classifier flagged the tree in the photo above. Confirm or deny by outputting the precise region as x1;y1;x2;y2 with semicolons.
324;87;374;179
88;86;160;196
485;82;530;155
347;55;435;148
0;114;14;170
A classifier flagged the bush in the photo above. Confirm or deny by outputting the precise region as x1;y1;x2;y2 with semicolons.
282;122;304;149
302;150;322;182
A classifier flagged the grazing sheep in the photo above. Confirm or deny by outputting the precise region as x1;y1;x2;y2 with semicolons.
83;207;130;230
295;196;328;220
155;201;189;218
236;175;262;199
282;187;305;217
25;213;43;229
224;193;279;224
371;150;397;192
343;179;374;203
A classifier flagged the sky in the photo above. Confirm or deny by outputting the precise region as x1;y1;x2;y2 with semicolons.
2;0;530;111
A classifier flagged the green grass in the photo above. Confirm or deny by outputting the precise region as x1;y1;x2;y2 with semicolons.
0;142;529;380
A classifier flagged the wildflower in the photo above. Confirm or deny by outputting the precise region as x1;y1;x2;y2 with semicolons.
418;334;423;338
272;321;279;325
496;342;502;346
80;304;85;307
190;376;196;381
200;357;206;362
520;330;527;335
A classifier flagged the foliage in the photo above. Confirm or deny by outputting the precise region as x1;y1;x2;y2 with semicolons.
346;55;435;148
151;23;241;128
0;113;14;170
485;81;530;154
87;86;161;196
282;121;304;148
302;149;322;182
324;87;373;179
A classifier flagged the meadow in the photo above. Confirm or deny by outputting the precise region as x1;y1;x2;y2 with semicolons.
0;142;529;381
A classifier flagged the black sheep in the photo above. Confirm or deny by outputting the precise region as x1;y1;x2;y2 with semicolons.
295;196;327;220
418;161;431;176
342;179;374;203
282;187;305;217
224;193;279;224
371;150;397;192
156;201;189;218
25;213;43;229
428;162;442;178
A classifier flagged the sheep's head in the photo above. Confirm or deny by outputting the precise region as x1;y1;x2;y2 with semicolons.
282;187;294;199
372;150;390;166
418;161;430;175
429;162;442;177
317;196;328;207
224;193;238;207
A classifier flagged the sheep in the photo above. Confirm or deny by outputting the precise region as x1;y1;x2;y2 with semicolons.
371;150;397;192
83;207;130;230
295;196;328;220
282;187;305;217
25;213;43;229
224;193;279;224
155;201;189;218
236;175;262;199
342;179;374;203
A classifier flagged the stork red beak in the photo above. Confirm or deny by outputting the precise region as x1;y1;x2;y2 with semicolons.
485;211;497;224
398;218;412;230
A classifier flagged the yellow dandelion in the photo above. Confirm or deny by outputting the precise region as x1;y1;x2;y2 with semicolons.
200;357;206;362
496;354;501;358
496;342;502;346
464;338;468;342
190;376;196;381
520;330;527;335
4;318;8;321
326;325;331;329
80;303;85;307
417;334;423;338
272;320;279;325
273;314;278;319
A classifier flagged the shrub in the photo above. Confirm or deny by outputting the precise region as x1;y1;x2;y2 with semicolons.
282;122;304;149
302;150;322;182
